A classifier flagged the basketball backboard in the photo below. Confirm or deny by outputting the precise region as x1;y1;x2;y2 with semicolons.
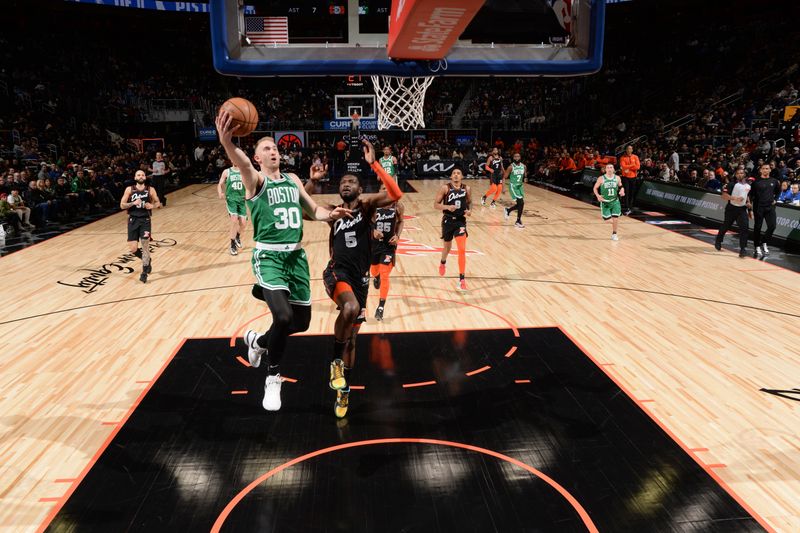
210;0;605;77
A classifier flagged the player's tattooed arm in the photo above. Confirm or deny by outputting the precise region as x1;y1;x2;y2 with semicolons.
434;184;455;212
120;186;133;210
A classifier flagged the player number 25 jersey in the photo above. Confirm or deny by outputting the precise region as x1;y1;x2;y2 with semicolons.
374;206;398;245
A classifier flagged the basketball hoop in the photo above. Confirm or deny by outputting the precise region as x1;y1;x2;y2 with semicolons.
371;75;435;131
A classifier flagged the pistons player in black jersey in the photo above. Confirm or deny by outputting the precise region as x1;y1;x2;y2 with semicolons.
435;166;471;291
481;147;504;208
322;140;403;418
120;170;161;283
370;188;405;322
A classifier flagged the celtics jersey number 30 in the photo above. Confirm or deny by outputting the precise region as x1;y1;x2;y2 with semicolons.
246;173;304;244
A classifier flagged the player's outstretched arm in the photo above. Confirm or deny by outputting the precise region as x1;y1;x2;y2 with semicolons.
304;164;325;195
215;111;259;193
464;185;472;217
361;140;404;208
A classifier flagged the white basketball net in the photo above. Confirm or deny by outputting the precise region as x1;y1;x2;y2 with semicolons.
371;75;434;131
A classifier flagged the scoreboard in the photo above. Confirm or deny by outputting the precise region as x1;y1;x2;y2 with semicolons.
248;1;391;42
254;1;390;18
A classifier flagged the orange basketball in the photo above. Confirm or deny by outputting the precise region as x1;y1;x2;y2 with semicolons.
218;97;259;136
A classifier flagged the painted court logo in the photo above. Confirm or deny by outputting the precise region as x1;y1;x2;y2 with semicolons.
57;238;177;293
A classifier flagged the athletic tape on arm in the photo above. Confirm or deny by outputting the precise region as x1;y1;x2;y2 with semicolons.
371;161;404;201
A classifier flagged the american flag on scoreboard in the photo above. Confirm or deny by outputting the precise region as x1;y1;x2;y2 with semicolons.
245;17;289;44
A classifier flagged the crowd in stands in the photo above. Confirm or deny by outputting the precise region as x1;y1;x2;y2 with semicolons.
5;0;800;243
0;149;193;235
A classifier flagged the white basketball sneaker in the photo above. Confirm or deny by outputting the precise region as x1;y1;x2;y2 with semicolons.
262;374;282;411
244;329;266;368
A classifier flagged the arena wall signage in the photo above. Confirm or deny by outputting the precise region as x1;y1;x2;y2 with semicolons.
580;168;601;187
638;180;800;244
416;160;486;178
63;0;256;14
324;119;379;131
416;161;458;177
198;127;218;141
275;131;305;149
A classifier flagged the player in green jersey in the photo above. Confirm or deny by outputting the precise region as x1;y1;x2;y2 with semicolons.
217;165;247;255
503;153;526;228
216;110;352;412
592;163;625;241
379;146;398;177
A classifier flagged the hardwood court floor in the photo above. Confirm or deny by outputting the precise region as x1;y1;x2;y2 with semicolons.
0;180;798;531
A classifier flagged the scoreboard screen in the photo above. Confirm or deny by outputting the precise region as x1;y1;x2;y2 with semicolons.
250;1;390;42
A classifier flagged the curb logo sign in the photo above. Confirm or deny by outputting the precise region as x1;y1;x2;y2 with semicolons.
396;237;481;257
57;238;177;293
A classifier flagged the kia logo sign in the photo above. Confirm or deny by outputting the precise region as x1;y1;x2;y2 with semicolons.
416;160;461;177
422;162;455;173
413;160;490;178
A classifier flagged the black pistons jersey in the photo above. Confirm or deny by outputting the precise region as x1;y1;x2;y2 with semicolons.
128;186;152;218
374;206;398;246
331;201;371;276
443;183;468;220
489;156;503;175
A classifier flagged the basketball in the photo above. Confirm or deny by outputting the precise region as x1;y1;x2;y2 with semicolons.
218;97;258;136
